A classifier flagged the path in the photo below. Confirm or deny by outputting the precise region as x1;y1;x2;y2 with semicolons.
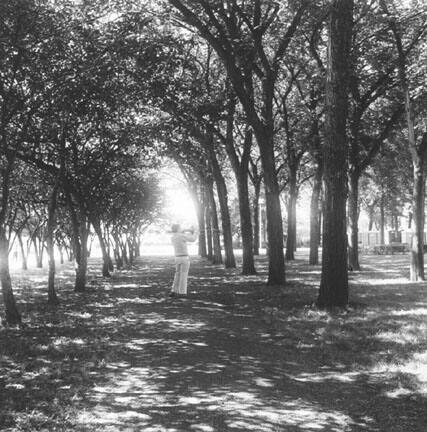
1;252;427;431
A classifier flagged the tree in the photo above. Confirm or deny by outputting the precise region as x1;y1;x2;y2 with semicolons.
317;0;353;309
166;1;312;285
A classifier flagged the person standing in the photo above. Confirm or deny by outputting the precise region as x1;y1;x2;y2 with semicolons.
170;224;198;297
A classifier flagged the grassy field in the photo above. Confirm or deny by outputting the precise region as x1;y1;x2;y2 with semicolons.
0;251;426;431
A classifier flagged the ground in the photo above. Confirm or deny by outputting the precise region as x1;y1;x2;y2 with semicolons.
1;251;427;432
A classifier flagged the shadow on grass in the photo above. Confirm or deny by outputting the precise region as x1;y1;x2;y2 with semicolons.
0;252;427;431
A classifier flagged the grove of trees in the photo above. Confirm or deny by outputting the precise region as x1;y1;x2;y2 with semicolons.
1;0;426;325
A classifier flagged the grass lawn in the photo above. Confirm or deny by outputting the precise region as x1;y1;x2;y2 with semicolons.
1;250;427;431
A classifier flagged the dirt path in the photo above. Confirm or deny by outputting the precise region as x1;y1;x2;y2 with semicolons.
1;253;427;431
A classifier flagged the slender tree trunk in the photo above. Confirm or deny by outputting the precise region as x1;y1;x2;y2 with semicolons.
410;161;425;280
92;218;110;277
317;0;353;308
17;233;28;270
205;188;213;260
197;187;207;257
348;169;361;270
367;206;375;231
47;184;59;304
75;216;89;292
206;179;222;264
285;170;297;261
309;162;323;265
379;193;385;244
207;135;236;268
258;131;285;285
252;179;261;256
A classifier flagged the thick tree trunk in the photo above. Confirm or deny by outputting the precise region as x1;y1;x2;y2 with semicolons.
317;0;353;308
47;185;59;304
237;165;256;274
0;228;21;325
348;169;361;270
410;162;425;281
34;237;44;268
309;162;323;265
75;217;89;292
285;170;297;261
258;132;285;285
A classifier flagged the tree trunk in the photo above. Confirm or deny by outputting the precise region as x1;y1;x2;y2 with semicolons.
252;179;261;256
0;228;21;325
285;169;297;261
379;193;385;244
206;179;222;264
348;169;361;270
317;0;353;309
207;134;236;268
205;188;213;260
92;218;111;277
410;162;425;281
47;184;59;304
258;132;285;285
197;188;207;257
237;164;256;274
75;216;89;292
17;233;28;270
309;161;323;265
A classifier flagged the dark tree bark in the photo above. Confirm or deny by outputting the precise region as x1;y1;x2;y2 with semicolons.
91;217;111;277
309;160;323;265
252;177;261;256
205;188;213;260
167;0;309;286
206;134;236;268
206;178;222;264
47;184;59;304
379;193;385;244
317;0;353;309
285;169;297;261
197;187;207;258
220;99;256;274
17;233;28;270
348;168;360;270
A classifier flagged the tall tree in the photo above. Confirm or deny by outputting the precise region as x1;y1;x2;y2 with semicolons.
317;0;353;308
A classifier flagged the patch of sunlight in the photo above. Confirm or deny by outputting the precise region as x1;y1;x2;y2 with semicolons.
65;312;92;319
375;330;420;345
98;316;121;324
385;387;414;398
254;377;274;387
113;284;139;288
77;410;150;425
52;336;86;346
116;297;153;304
371;351;427;395
355;278;416;286
5;383;25;390
289;371;360;383
190;425;214;432
390;308;427;316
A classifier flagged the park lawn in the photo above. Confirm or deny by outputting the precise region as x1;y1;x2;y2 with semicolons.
0;251;427;432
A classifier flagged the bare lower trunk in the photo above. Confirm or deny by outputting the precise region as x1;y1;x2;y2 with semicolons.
285;171;297;261
379;194;385;244
252;180;261;256
317;0;353;308
47;185;59;304
206;179;222;264
309;162;322;265
17;233;28;270
258;132;285;285
0;228;21;325
205;190;213;260
348;169;361;271
410;163;425;281
92;218;111;277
